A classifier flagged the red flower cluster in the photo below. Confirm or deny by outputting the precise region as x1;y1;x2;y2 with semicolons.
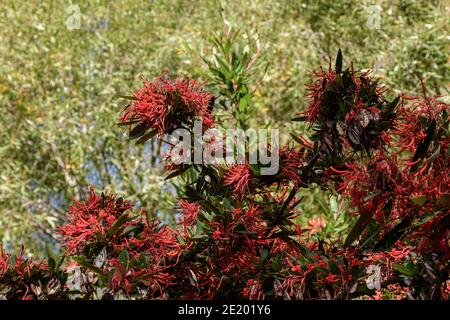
178;199;202;229
303;64;337;124
108;220;181;296
0;249;9;278
3;53;448;300
299;52;393;161
278;146;306;186
303;63;386;126
224;163;253;195
330;94;449;259
172;204;268;299
58;187;181;298
0;248;52;300
283;246;364;299
58;187;136;254
120;74;214;135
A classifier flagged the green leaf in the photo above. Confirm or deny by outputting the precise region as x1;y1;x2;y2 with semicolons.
409;195;427;206
342;69;353;88
176;235;186;246
426;145;440;162
115;95;138;101
335;49;343;74
47;256;56;271
164;165;192;180
73;256;106;277
393;263;415;277
276;233;306;254
123;224;143;236
291;116;307;122
222;198;233;211
384;96;400;114
328;259;341;275
135;130;157;145
117;119;140;126
344;211;372;246
260;248;270;264
107;213;130;238
373;216;412;251
289;132;304;145
128;122;148;140
118;250;129;270
411;120;436;172
198;199;221;215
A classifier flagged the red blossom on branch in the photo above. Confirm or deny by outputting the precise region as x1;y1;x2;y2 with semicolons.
224;163;253;195
3;51;449;301
120;74;214;135
58;187;135;254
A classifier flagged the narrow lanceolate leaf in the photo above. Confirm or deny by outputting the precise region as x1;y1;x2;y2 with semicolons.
73;257;106;276
198;199;221;215
275;232;306;254
384;96;400;115
291;116;308;122
289;132;304;145
47;256;56;271
188;269;198;288
409;195;427;206
118;250;129;270
164;165;192;180
135;130;157;145
115;95;138;101
117;119;140;126
344;210;372;246
411;120;436;172
393;263;415;277
107;213;130;238
128;122;148;140
373;215;413;251
260;248;270;264
123;224;144;236
426;145;440;162
335;49;343;74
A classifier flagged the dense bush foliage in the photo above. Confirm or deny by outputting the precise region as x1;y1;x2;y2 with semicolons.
1;1;448;256
1;49;448;300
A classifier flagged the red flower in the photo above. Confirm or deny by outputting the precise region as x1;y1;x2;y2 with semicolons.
303;65;337;123
0;248;10;277
278;146;305;186
120;74;214;135
224;164;252;195
324;273;340;284
242;279;264;300
108;221;180;297
58;186;135;254
178;199;201;228
0;252;49;300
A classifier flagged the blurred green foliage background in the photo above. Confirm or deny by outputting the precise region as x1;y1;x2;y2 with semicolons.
0;0;448;257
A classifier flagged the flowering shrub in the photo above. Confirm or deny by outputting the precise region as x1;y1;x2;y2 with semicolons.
0;51;448;300
119;74;215;139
